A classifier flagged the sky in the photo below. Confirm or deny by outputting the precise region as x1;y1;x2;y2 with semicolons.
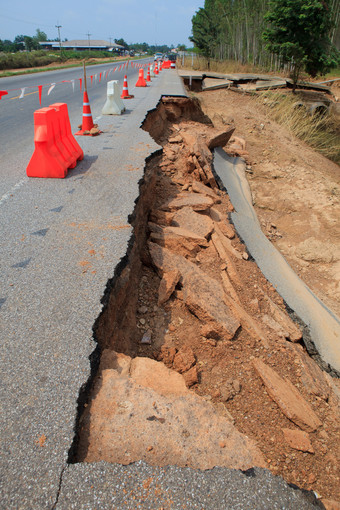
0;0;204;47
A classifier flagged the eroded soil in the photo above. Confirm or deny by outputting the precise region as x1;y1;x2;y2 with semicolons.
76;95;340;505
198;87;340;317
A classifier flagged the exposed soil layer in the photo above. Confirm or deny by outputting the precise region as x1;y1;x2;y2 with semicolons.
76;96;340;503
197;88;340;318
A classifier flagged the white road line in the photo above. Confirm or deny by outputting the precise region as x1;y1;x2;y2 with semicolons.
0;177;29;206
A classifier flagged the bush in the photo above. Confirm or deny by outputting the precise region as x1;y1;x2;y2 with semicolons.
0;49;115;70
0;51;60;70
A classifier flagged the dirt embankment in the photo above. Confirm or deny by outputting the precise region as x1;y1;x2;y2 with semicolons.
74;96;340;505
198;88;340;318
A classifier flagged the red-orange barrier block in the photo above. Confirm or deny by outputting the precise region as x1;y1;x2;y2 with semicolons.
27;107;68;178
27;104;83;178
49;103;84;164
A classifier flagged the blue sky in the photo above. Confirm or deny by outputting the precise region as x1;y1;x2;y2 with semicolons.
0;0;204;46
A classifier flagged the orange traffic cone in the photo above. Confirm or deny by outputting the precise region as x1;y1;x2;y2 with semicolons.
135;69;147;87
121;75;134;99
146;65;151;82
154;62;159;75
75;91;96;136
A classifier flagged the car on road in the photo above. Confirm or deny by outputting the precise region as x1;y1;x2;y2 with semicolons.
154;52;163;61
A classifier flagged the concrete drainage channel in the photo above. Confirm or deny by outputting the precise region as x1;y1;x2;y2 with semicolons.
61;96;340;506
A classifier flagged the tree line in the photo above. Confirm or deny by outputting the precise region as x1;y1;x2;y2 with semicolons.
190;0;340;85
0;31;180;56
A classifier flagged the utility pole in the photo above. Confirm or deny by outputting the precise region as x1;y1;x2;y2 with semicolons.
55;24;62;54
86;31;91;50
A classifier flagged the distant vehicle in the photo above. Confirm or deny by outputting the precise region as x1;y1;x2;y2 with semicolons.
168;53;177;62
154;52;162;61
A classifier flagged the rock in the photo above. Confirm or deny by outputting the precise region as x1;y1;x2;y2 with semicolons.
221;270;241;304
150;225;208;258
322;499;340;510
140;330;152;345
160;192;214;212
218;221;236;239
149;210;174;226
229;135;246;150
191;181;221;202
183;366;198;387
282;428;314;453
149;243;240;340
201;323;225;340
158;270;181;306
169;135;183;143
173;346;196;373
253;359;322;432
260;290;302;342
171;207;214;239
262;314;289;339
224;293;269;347
242;252;249;260
293;347;330;401
162;226;208;246
79;353;266;470
183;272;240;340
220;379;240;402
211;234;241;285
130;356;188;397
139;318;146;325
207;127;235;149
213;224;242;260
138;305;148;314
295;237;340;263
209;207;223;222
159;345;177;367
89;127;100;136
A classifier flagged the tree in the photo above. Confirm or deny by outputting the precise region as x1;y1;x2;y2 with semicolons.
177;44;187;51
190;1;220;68
114;38;129;49
13;35;25;51
263;0;339;90
23;35;39;52
35;29;48;42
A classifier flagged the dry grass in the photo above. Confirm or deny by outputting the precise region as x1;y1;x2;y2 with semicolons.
178;55;277;76
256;92;340;163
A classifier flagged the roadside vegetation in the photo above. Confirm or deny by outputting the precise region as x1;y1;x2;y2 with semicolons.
190;0;340;88
256;91;340;163
0;29;179;74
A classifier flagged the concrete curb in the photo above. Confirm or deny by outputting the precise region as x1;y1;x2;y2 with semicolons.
213;147;340;374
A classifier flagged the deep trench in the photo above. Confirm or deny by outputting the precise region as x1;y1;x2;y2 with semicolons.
66;95;339;503
68;96;214;463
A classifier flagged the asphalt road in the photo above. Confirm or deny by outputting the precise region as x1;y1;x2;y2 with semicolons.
0;65;323;509
0;58;151;195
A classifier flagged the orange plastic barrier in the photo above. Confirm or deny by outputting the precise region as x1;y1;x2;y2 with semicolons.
163;60;171;69
50;103;84;163
135;69;147;87
26;104;83;178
